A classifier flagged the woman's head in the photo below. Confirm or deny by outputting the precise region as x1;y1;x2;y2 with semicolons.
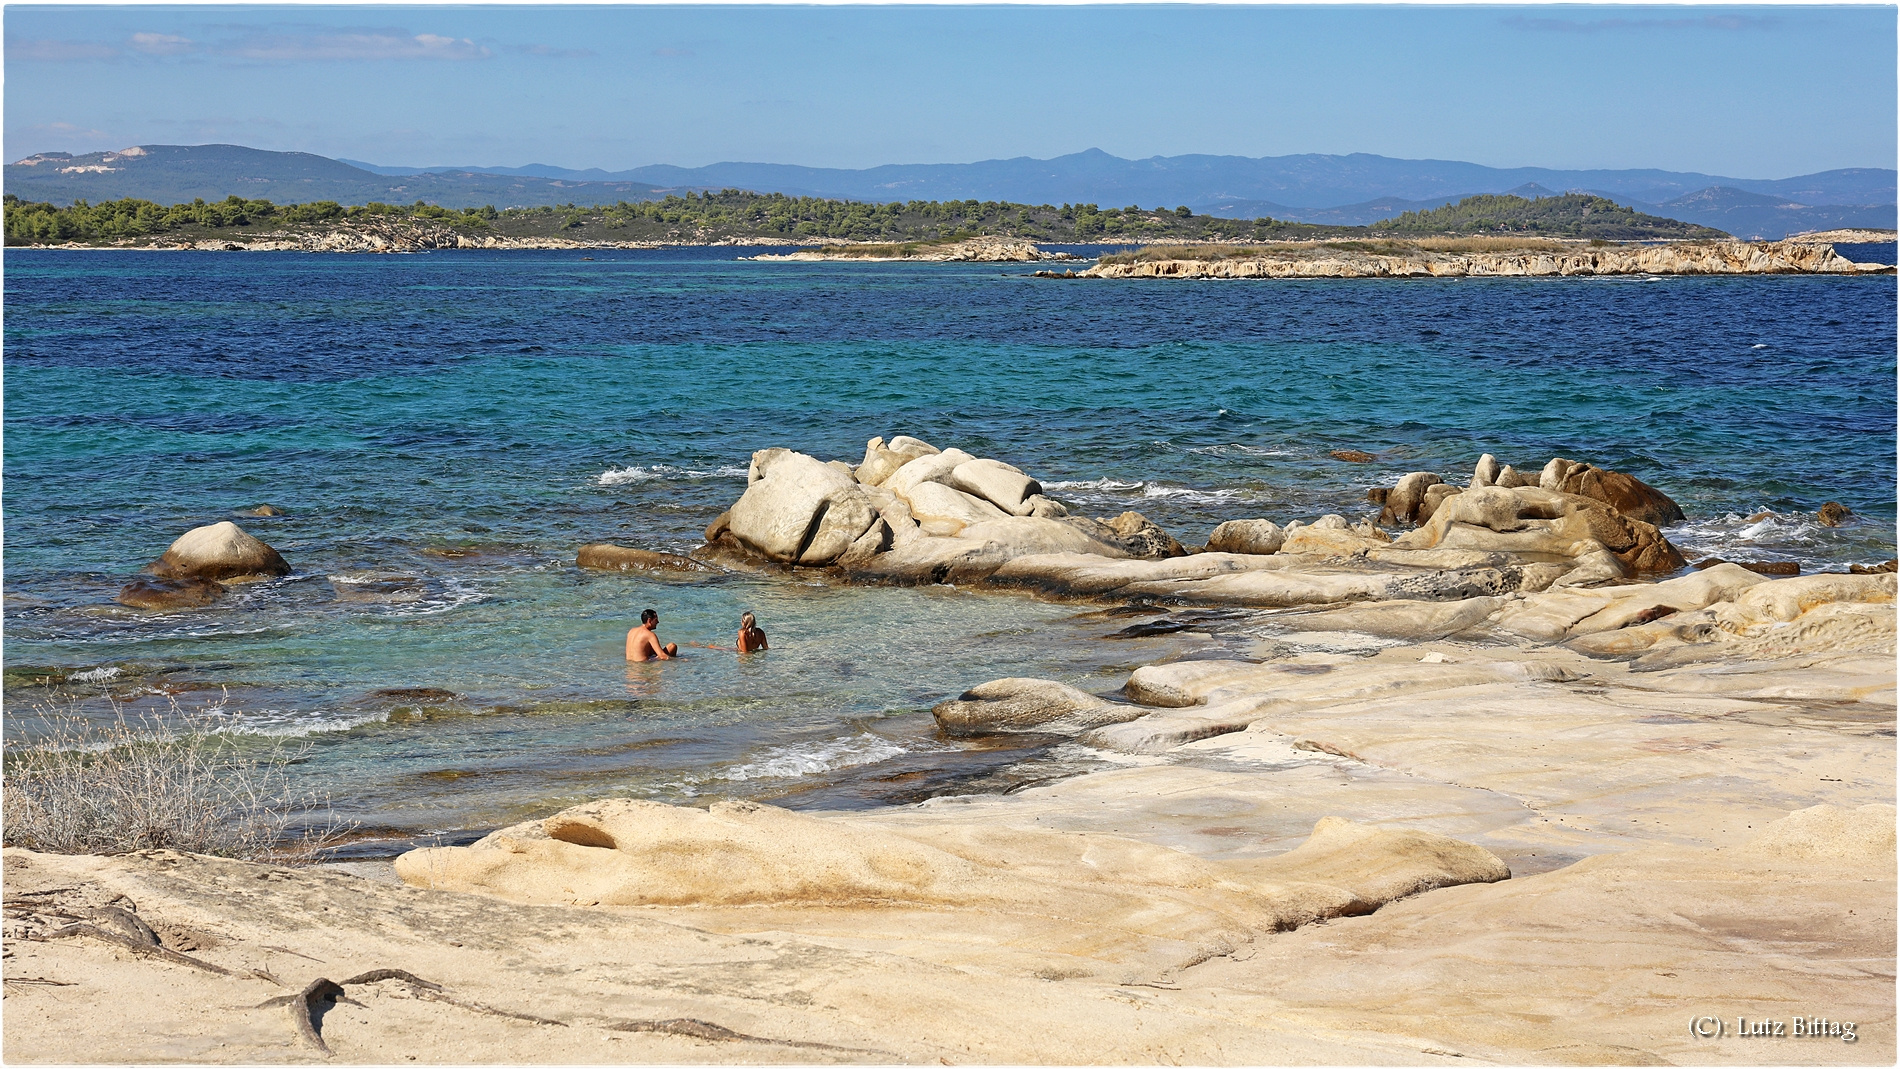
740;611;756;630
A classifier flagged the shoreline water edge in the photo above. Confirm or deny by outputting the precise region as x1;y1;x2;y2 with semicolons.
7;423;1894;1063
10;229;1897;276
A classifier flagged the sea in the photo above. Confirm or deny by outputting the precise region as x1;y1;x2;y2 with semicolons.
5;244;1895;855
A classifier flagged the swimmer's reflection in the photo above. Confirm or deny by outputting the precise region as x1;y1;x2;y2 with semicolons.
623;660;664;698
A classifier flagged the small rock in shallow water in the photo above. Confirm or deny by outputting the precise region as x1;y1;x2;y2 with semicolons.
1848;559;1897;574
1330;449;1377;463
149;521;291;581
233;504;282;517
1101;511;1187;559
1817;501;1853;527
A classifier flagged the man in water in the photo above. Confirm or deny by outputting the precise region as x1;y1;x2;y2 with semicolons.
626;608;678;661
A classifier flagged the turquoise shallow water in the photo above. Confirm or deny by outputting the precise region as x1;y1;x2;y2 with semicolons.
5;248;1895;852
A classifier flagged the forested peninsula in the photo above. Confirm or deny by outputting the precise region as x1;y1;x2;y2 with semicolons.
4;188;1727;251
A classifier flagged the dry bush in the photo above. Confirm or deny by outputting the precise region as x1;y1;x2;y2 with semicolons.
1404;236;1569;253
1097;236;1576;264
2;701;343;861
824;242;937;258
1098;244;1269;264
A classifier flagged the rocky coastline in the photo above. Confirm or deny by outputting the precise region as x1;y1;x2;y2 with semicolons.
747;237;1075;263
16;220;825;254
1049;238;1894;279
16;431;1892;1063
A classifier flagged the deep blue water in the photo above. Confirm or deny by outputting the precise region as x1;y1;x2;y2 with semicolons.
5;247;1894;850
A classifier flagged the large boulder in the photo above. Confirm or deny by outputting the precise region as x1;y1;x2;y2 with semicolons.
947;459;1043;516
1380;472;1443;526
148;521;290;581
904;482;1009;529
863;485;923;545
886;435;940;459
1207;519;1285;555
1417;483;1462;523
725;449;879;566
1471;453;1503;488
1539;458;1685;527
1281;516;1391;557
854;437;911;488
881;448;977;498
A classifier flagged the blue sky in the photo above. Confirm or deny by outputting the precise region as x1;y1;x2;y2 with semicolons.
5;5;1895;177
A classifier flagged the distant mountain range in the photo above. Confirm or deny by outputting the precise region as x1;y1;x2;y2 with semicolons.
4;144;668;211
8;144;1894;241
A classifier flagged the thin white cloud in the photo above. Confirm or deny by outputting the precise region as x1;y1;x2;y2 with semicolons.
224;30;491;62
129;32;196;56
2;27;590;64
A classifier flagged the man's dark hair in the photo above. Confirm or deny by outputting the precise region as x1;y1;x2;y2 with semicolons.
640;608;658;625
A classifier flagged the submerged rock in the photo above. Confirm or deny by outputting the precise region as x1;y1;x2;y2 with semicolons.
932;678;1147;736
116;577;227;610
577;544;719;573
148;521;291;581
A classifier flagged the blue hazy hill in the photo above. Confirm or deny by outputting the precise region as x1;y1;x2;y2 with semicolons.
8;144;1893;239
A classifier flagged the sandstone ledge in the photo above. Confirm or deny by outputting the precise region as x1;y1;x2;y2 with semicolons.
8;597;1892;1064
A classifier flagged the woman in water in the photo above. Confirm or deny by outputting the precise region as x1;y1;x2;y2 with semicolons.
737;611;768;653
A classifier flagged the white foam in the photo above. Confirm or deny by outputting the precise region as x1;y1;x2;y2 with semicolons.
375;578;491;619
1043;477;1252;505
715;732;908;782
23;709;392;753
1667;507;1834;568
598;464;748;486
1042;478;1144;492
1142;483;1243;502
199;709;393;738
68;665;121;683
1186;444;1295;458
